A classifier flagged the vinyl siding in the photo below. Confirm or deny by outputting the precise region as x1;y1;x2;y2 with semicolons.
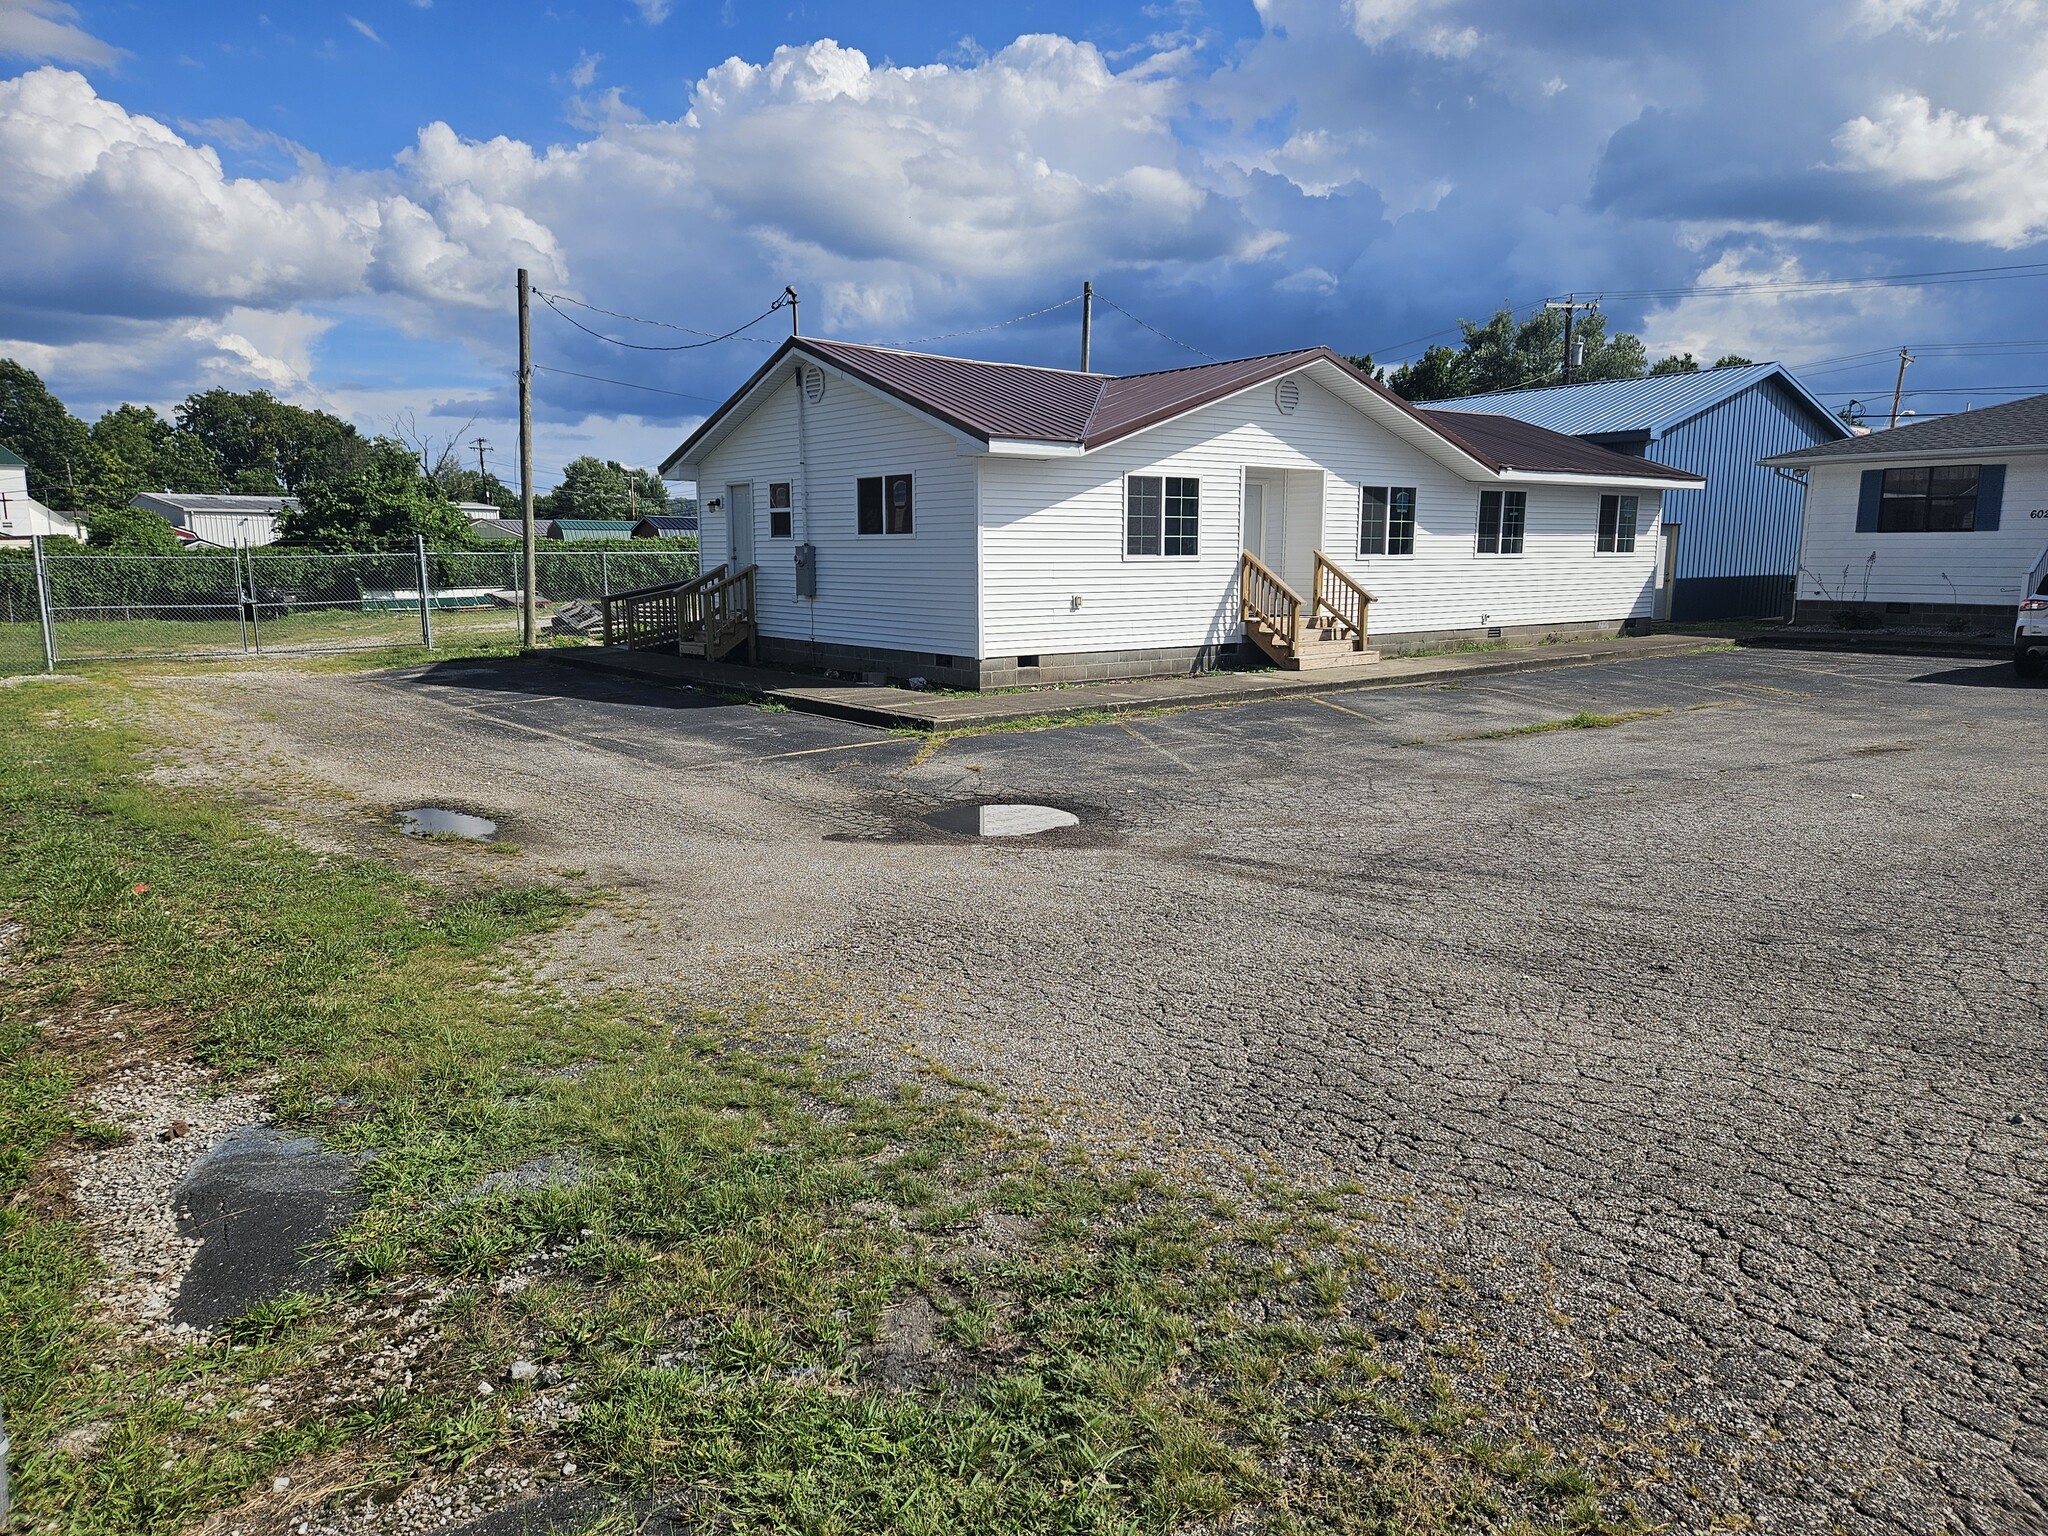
980;375;1663;656
1796;451;2048;607
691;366;980;655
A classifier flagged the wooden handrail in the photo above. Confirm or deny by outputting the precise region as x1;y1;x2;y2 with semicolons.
601;562;723;650
699;563;758;662
1310;551;1375;648
1240;548;1303;651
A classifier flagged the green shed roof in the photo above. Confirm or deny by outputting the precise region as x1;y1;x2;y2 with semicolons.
0;443;28;468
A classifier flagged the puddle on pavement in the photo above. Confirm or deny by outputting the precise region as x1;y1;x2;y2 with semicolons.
399;806;499;840
925;802;1082;838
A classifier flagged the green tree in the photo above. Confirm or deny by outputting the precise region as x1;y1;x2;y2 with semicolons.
1649;353;1701;375
541;456;670;521
1712;354;1756;369
281;438;474;551
0;359;94;510
86;403;224;508
1385;344;1471;402
175;389;363;495
85;503;186;555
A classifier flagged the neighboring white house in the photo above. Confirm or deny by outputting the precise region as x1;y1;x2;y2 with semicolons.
0;443;83;546
660;339;1704;688
129;491;296;548
1761;393;2048;626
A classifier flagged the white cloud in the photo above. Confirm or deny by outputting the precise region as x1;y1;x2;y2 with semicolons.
345;15;384;45
1831;87;2048;246
0;0;122;66
567;50;600;90
1640;247;1922;365
632;0;670;22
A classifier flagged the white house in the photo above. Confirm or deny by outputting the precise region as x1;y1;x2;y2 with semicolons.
130;491;296;548
659;340;1703;688
0;443;82;546
1761;393;2048;626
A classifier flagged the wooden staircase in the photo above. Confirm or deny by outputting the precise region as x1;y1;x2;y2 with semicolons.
1240;550;1378;670
600;562;759;662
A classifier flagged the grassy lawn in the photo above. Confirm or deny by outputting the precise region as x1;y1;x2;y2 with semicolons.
0;669;1647;1535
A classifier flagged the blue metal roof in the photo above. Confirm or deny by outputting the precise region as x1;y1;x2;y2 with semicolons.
1424;363;1846;443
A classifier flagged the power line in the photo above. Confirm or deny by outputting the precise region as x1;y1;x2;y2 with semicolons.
533;288;790;352
892;294;1082;346
531;363;728;403
1095;293;1217;361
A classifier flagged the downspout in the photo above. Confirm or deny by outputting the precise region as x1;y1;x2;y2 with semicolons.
795;360;814;644
1773;465;1809;627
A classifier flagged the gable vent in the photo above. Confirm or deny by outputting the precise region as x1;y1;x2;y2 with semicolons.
1274;378;1300;415
802;365;827;404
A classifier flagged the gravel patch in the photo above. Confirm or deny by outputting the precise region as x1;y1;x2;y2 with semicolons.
57;1060;268;1345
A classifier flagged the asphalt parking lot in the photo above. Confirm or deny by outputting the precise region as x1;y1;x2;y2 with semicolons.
171;645;2047;1536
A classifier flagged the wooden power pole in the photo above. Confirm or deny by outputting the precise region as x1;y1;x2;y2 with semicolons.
518;269;537;649
1888;347;1914;430
1081;281;1093;372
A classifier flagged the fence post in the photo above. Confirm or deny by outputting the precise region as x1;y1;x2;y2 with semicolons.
234;545;249;653
30;536;56;672
244;546;263;654
601;548;609;599
415;535;435;650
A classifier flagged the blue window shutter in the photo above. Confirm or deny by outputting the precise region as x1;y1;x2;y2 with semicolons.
1856;468;1883;532
1977;464;2005;531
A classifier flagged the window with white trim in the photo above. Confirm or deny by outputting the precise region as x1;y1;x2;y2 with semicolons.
1477;490;1525;555
1360;486;1417;556
857;474;913;535
768;481;793;539
1127;475;1199;556
1597;494;1638;553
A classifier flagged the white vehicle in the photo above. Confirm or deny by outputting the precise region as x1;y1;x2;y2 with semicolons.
2019;543;2048;677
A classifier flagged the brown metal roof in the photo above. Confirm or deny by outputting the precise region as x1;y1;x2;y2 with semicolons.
662;336;1703;481
1415;409;1703;481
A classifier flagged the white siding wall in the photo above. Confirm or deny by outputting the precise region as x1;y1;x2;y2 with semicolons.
1795;453;2048;607
980;376;1664;656
691;368;982;655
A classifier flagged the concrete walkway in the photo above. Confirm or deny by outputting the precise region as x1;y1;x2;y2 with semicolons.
542;632;1727;731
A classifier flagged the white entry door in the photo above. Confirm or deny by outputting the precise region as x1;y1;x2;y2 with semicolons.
726;482;755;572
1242;479;1266;564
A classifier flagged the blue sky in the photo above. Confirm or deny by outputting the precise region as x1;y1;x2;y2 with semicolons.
2;0;2045;487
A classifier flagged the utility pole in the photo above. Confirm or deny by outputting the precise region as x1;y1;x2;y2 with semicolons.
785;285;799;337
471;436;491;491
1888;347;1914;429
1544;294;1600;384
518;269;537;649
1081;281;1094;372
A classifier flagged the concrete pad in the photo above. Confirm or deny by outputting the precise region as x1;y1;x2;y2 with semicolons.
170;1126;363;1328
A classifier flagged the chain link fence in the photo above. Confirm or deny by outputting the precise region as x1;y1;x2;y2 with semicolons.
0;540;700;672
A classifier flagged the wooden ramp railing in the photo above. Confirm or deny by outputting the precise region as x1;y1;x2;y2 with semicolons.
1311;551;1374;650
601;563;725;651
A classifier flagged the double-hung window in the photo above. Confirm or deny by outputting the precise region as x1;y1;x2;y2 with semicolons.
1360;486;1417;556
768;481;793;539
1477;490;1525;555
1879;466;1978;532
857;474;914;535
1597;494;1638;553
1127;475;1199;556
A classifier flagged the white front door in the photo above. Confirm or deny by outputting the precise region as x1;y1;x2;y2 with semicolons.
726;482;755;572
1242;479;1267;565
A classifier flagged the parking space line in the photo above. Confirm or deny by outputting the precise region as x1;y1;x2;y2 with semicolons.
1119;720;1198;773
1307;694;1376;720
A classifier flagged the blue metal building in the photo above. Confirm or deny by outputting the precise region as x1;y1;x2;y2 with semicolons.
1429;364;1848;619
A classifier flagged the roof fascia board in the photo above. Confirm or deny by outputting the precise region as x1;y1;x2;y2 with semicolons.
1760;443;2048;468
1494;468;1706;490
985;438;1088;457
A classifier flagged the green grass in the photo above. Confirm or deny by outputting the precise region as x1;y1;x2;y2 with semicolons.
0;672;1648;1536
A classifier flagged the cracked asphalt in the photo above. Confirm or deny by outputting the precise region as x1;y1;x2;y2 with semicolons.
157;645;2047;1535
